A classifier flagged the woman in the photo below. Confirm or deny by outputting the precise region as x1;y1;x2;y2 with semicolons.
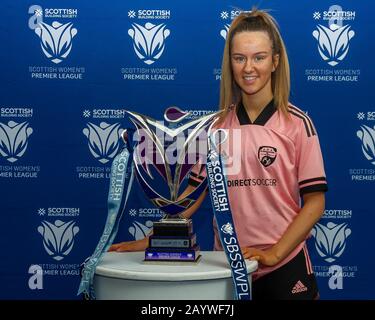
110;9;328;300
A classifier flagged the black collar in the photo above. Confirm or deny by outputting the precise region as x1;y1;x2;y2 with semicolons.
236;99;276;126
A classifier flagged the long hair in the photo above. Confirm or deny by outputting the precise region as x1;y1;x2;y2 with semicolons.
219;9;290;120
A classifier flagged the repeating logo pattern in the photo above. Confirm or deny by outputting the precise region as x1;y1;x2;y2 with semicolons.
83;122;123;164
128;22;170;65
38;220;79;261
311;222;351;263
0;121;33;163
0;2;366;300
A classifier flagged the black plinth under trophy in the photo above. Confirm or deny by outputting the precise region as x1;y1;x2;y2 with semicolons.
126;107;217;263
146;217;200;262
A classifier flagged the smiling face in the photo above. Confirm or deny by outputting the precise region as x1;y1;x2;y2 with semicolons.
231;31;279;103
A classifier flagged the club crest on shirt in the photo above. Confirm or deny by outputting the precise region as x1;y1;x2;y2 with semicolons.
258;146;277;167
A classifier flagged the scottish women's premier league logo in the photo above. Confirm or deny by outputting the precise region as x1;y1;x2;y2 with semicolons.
128;22;170;65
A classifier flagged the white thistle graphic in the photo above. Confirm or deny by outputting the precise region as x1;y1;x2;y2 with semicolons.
357;125;375;165
0;121;33;163
128;22;170;65
83;122;123;164
312;24;355;66
34;21;78;64
312;222;351;263
38;220;79;261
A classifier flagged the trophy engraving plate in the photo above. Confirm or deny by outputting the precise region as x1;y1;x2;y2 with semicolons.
149;234;197;248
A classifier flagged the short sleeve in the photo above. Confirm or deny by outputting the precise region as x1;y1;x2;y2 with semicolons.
296;116;328;196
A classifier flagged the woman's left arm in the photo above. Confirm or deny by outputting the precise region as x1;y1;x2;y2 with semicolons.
242;192;325;266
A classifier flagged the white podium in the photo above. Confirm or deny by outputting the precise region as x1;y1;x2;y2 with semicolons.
93;251;258;300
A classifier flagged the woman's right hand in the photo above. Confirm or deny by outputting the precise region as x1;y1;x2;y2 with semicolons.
108;237;149;252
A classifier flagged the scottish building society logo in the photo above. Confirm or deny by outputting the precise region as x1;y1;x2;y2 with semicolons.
0;121;33;163
83;122;124;164
128;22;170;65
38;220;79;261
28;5;78;64
357;125;375;166
312;222;351;263
312;5;355;66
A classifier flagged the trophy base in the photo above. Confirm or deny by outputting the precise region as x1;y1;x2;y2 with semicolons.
145;218;200;263
144;245;201;262
143;254;202;265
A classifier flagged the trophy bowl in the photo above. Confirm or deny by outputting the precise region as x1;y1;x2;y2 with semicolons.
126;107;217;263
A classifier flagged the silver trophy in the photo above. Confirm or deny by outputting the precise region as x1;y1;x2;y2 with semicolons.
126;107;217;262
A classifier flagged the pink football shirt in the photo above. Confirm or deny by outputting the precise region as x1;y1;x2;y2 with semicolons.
189;100;327;279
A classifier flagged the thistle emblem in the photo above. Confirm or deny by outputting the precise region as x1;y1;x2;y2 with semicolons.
83;122;124;164
34;21;78;64
38;220;79;261
312;23;355;66
0;121;33;163
128;22;170;65
311;222;351;263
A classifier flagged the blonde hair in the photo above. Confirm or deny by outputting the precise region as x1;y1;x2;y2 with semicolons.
219;9;290;120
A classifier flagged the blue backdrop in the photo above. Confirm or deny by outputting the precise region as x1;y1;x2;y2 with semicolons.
1;0;374;299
